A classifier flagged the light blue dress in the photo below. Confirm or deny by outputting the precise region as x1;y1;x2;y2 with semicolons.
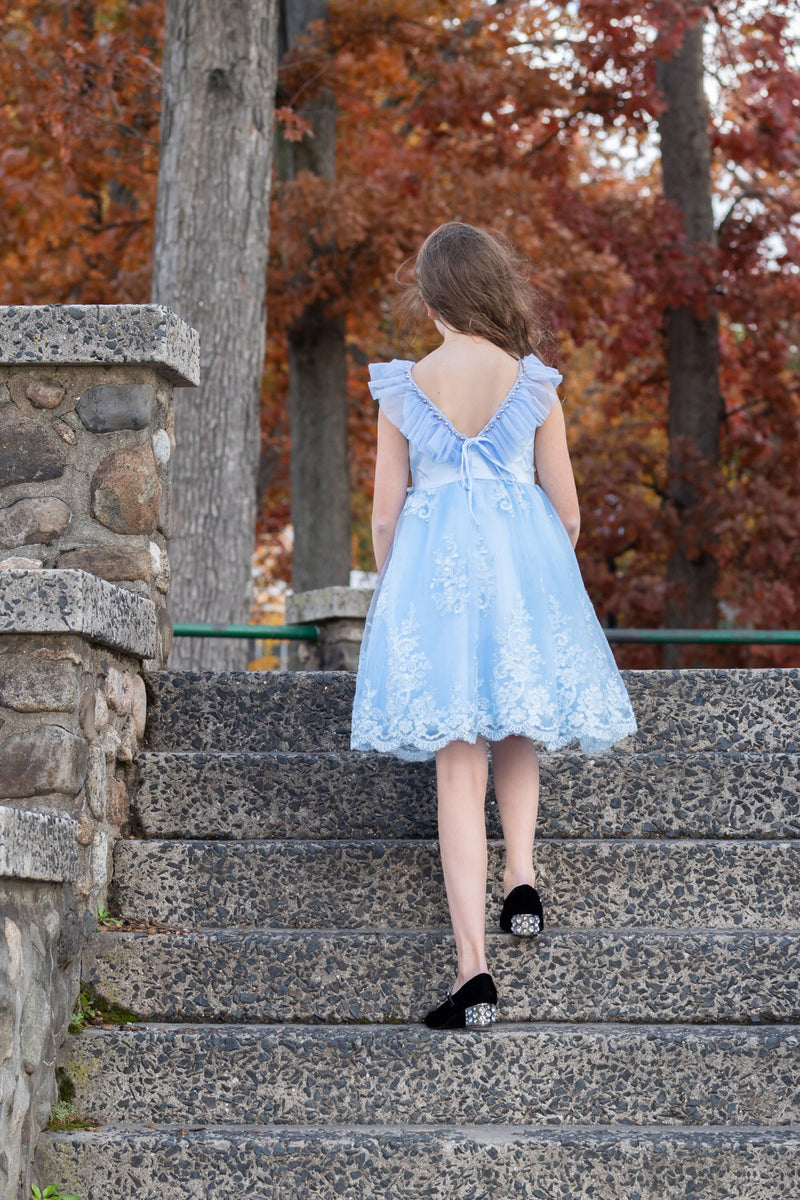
350;354;637;762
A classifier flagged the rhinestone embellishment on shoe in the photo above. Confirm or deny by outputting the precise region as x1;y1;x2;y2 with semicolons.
464;1002;497;1028
510;913;541;936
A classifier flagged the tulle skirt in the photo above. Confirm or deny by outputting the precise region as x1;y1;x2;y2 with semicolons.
350;479;637;762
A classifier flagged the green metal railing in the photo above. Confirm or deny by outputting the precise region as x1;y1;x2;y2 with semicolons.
173;622;800;646
174;622;318;640
605;629;800;645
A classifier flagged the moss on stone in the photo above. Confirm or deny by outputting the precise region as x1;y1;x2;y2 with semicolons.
90;990;140;1025
56;1067;75;1105
45;1100;98;1132
69;983;139;1032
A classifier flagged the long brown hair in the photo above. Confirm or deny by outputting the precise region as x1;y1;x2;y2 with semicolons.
395;222;555;360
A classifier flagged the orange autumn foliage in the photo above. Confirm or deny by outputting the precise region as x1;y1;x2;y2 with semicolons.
267;0;800;665
0;0;163;304
1;1;799;665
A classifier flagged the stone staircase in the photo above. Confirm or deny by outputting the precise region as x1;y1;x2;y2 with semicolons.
37;669;800;1198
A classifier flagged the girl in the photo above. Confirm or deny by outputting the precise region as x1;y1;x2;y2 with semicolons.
351;222;637;1030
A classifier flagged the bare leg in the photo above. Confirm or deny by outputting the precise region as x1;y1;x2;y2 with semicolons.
434;737;490;990
491;736;540;899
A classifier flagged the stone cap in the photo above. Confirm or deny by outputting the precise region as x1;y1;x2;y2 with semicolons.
0;568;158;659
0;805;78;882
286;585;375;624
0;304;200;386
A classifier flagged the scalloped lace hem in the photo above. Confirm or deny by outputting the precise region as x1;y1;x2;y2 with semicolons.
350;717;638;763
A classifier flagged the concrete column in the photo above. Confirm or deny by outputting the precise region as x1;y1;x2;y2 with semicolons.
285;586;374;670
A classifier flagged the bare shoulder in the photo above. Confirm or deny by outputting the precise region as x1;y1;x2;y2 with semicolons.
412;341;517;399
411;344;448;380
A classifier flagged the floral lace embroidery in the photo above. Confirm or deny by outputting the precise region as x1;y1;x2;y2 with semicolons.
403;489;437;521
514;483;533;512
431;534;494;615
352;584;637;761
492;597;552;720
432;536;469;615
490;482;514;513
488;480;533;514
474;533;495;612
386;603;430;703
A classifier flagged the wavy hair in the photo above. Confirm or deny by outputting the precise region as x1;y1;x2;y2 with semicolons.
395;222;555;361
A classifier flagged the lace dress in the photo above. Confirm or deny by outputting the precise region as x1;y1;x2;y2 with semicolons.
350;354;637;762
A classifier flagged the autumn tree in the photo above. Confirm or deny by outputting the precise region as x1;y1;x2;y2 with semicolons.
151;0;279;670
655;5;722;648
561;0;800;662
277;0;351;592
0;0;163;304
267;0;799;665
0;0;280;670
268;0;620;575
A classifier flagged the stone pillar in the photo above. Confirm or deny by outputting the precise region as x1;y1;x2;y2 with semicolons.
0;305;198;1200
0;304;199;666
285;586;374;670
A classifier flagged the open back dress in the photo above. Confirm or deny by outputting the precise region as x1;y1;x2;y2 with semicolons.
350;353;637;762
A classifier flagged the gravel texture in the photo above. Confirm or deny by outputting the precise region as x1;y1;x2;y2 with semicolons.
37;664;800;1198
0;304;199;386
62;1022;800;1127
133;748;800;841
111;836;800;930
83;927;800;1025
37;1125;800;1200
143;668;800;753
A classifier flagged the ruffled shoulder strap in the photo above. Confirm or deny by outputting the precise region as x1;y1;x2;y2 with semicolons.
368;359;460;462
369;353;563;463
368;359;412;430
477;352;563;460
520;353;563;423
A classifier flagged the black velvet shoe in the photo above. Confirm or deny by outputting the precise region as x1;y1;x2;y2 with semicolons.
423;972;498;1030
499;884;544;936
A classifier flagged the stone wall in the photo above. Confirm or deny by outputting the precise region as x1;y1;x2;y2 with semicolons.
0;597;151;1200
1;878;87;1200
0;306;198;1200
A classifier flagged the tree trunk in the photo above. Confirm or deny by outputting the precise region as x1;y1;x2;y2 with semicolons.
152;0;279;669
279;0;351;592
656;12;722;664
287;307;351;589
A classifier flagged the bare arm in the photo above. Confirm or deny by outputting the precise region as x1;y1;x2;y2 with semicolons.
372;409;410;571
534;396;581;547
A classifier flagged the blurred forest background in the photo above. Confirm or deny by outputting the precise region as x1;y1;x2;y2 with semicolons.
1;0;798;668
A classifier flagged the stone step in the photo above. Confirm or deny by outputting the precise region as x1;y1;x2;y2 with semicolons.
110;837;800;930
133;749;800;841
61;1023;800;1127
36;1125;800;1200
83;927;800;1025
143;668;800;753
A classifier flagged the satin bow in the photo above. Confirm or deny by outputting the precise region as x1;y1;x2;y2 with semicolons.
459;435;517;519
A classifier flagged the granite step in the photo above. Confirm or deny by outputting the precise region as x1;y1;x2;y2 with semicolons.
38;667;800;1199
37;1125;800;1200
132;749;800;841
83;927;800;1025
110;837;800;930
61;1023;800;1127
143;668;800;753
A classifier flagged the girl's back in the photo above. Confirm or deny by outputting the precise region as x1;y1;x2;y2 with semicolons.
411;342;521;439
